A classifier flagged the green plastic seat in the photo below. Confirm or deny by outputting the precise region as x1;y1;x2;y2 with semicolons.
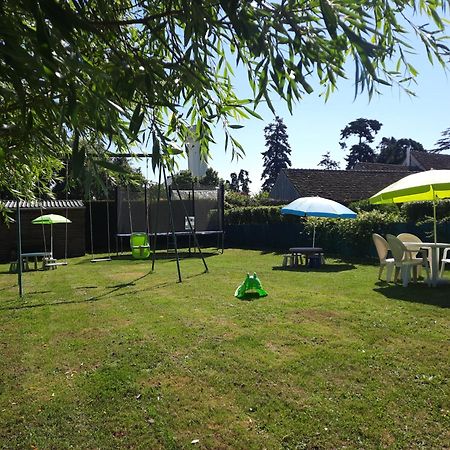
130;232;151;259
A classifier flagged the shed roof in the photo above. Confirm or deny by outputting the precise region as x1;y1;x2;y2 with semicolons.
1;200;84;210
281;168;410;204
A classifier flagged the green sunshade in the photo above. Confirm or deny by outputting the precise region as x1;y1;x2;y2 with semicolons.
369;169;450;243
32;214;72;224
370;170;450;204
32;214;71;258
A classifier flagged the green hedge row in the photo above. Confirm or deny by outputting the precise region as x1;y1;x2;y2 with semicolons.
224;206;291;225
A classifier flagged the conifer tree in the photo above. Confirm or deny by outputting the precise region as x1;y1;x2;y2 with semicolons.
261;116;292;192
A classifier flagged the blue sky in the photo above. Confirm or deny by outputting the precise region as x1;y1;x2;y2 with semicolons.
138;33;450;193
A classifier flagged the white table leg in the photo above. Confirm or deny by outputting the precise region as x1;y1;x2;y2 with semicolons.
431;247;439;287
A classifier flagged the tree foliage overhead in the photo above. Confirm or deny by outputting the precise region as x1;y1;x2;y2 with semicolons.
1;0;450;200
261;116;292;192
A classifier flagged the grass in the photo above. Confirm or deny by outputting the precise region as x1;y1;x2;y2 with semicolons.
0;249;449;449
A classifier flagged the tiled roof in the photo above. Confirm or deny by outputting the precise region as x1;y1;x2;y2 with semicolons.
282;168;409;204
410;150;450;170
353;162;413;172
0;200;84;209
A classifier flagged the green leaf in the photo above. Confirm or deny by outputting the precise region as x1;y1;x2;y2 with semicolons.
152;133;160;172
320;0;338;39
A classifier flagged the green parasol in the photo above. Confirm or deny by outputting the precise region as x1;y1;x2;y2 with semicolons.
32;214;72;258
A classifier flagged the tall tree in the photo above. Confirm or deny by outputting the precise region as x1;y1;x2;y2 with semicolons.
1;1;450;201
377;138;425;164
229;173;240;192
340;118;383;169
318;152;340;170
228;170;251;194
199;168;221;187
238;170;252;195
434;128;450;152
261;116;292;192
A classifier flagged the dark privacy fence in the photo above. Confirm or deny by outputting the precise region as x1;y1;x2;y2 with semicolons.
224;222;450;258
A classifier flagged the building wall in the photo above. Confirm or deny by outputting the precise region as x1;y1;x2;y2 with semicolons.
269;171;299;202
0;208;85;262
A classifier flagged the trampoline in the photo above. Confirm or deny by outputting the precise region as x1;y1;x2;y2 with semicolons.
116;182;225;255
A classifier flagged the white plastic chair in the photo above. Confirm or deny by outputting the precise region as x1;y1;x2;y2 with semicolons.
397;233;425;277
439;248;450;278
386;234;430;287
372;233;395;282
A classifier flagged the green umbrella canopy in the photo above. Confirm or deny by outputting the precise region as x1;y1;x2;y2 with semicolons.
369;170;450;204
32;214;72;224
370;169;450;243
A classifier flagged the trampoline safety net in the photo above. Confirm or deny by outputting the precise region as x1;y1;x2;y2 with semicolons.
116;184;224;235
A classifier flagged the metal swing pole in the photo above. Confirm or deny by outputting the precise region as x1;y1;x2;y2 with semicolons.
171;177;208;273
16;200;23;297
151;162;163;272
163;165;182;282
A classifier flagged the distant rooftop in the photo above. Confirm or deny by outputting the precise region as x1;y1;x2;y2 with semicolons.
271;168;409;204
410;150;450;170
353;162;413;172
0;200;84;209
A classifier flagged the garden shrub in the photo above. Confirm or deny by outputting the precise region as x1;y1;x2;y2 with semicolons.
224;191;286;209
401;200;450;224
224;206;296;225
349;198;400;215
303;210;405;257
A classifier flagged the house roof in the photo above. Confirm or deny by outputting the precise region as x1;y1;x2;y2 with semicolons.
353;162;413;172
281;168;409;204
410;150;450;170
0;200;84;210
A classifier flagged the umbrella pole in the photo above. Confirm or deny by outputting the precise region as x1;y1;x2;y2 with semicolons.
51;223;53;259
16;201;23;298
312;224;316;248
433;200;437;244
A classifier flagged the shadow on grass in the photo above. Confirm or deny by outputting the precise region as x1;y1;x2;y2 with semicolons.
373;281;450;308
236;292;267;301
0;267;210;311
98;251;220;262
272;263;356;273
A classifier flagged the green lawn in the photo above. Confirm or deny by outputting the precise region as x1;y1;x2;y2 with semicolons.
0;249;449;449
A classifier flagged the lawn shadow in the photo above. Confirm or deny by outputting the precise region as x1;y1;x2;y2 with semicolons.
236;292;267;301
0;266;210;311
272;263;356;273
373;282;450;308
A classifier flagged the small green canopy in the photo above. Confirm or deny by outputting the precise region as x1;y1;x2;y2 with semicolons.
32;214;72;225
32;214;71;258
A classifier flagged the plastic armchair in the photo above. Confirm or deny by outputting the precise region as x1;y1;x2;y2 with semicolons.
372;233;395;282
439;247;450;278
386;234;430;287
397;232;425;277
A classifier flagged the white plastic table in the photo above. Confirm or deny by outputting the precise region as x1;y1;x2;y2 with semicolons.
404;242;450;287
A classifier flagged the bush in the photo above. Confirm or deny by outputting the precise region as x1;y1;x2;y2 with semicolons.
401;200;450;224
349;198;400;215
224;191;286;209
224;206;297;225
304;210;404;257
